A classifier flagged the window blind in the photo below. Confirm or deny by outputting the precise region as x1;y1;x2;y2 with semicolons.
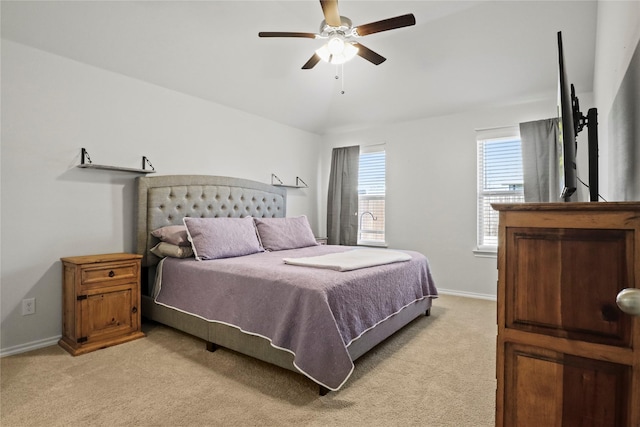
482;139;523;191
358;149;386;244
477;134;524;248
359;151;385;196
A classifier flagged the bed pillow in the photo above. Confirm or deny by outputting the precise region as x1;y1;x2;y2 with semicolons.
150;242;194;259
254;215;318;251
183;216;263;261
151;225;190;247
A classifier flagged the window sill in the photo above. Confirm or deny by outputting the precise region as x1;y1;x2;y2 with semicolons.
358;241;388;248
473;247;497;258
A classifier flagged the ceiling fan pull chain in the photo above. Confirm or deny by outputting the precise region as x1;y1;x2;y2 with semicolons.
332;64;346;95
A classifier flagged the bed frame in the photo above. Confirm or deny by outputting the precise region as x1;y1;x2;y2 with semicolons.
136;175;431;394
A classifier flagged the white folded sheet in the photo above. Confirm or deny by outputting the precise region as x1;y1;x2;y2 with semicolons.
283;248;412;271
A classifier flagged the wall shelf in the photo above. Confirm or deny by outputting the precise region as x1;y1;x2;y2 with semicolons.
271;174;308;188
77;148;156;174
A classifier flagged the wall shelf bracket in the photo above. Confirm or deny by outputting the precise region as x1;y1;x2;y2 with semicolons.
78;148;156;174
271;173;308;188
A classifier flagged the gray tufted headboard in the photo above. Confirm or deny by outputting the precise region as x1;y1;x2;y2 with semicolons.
136;175;287;267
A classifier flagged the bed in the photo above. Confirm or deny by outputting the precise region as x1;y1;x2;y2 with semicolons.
136;175;437;394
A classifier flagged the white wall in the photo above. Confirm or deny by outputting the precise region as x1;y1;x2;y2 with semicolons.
0;40;321;354
593;1;640;200
318;100;558;299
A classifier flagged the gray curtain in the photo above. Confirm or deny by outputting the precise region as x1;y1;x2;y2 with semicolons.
327;145;359;245
519;118;561;202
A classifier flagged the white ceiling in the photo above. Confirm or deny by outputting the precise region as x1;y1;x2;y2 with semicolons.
1;0;598;135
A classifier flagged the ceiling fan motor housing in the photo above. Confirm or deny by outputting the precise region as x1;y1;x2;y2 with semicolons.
320;16;353;38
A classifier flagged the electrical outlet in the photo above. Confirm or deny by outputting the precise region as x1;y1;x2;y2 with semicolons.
22;298;35;315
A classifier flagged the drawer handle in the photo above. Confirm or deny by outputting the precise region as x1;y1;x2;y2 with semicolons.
132;306;138;314
108;270;115;277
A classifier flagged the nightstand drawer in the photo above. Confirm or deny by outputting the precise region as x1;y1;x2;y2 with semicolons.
81;262;138;286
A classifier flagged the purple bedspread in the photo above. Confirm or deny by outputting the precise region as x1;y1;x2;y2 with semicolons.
154;245;438;390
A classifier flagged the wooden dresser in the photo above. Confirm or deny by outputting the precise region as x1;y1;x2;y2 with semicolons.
59;253;145;355
492;202;640;427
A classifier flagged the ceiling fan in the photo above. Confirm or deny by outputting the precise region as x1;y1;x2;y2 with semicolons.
258;0;416;69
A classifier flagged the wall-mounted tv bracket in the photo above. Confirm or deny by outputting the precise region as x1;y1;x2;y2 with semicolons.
571;85;599;202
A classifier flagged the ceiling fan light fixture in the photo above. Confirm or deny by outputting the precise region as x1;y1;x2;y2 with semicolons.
327;36;345;55
316;41;358;65
342;42;359;61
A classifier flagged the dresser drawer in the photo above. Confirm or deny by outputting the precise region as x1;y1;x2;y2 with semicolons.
81;262;139;287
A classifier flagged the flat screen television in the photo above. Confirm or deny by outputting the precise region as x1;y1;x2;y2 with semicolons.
557;31;577;199
557;31;599;202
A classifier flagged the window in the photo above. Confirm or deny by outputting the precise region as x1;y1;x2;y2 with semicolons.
477;128;524;251
358;146;386;245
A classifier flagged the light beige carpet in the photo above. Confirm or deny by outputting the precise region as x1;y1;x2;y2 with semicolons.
1;295;496;426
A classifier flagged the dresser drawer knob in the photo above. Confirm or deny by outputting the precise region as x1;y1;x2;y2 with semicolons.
132;306;138;314
616;288;640;316
108;270;115;277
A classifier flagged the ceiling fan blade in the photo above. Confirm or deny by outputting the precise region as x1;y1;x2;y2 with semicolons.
355;13;416;36
302;53;322;69
320;0;342;27
258;32;317;39
353;43;386;65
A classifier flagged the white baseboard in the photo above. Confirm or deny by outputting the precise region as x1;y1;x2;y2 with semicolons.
0;335;61;358
437;288;497;302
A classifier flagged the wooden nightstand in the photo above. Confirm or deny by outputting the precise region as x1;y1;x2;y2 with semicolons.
315;237;328;245
59;253;145;356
